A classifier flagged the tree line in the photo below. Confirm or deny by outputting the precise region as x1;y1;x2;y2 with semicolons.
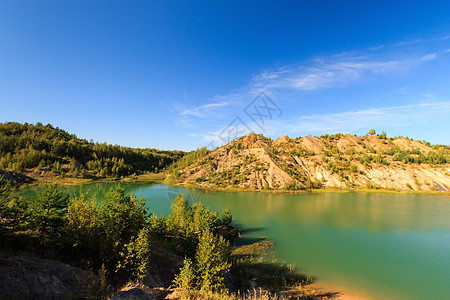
0;122;184;178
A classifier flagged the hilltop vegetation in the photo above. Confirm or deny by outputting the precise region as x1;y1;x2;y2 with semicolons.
172;132;450;192
0;122;184;179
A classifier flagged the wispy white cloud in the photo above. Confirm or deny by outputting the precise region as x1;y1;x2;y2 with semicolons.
172;93;246;128
391;35;450;48
180;101;231;117
175;33;450;147
250;54;439;92
248;34;450;94
175;55;415;122
420;53;438;61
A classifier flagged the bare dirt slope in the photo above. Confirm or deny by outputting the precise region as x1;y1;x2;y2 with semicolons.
0;255;100;300
173;133;450;192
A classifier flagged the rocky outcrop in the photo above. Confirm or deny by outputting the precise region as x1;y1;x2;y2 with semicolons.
175;133;450;191
110;285;172;300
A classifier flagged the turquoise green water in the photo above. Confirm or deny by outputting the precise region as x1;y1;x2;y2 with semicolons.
23;184;450;299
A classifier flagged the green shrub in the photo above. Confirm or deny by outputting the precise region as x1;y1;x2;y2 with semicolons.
64;194;100;258
173;257;196;290
221;208;232;225
98;186;148;245
190;202;220;234
116;227;152;281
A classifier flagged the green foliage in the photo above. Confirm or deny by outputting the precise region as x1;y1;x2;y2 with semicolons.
148;213;167;238
51;161;61;173
389;148;448;164
167;194;220;236
0;177;27;234
304;177;322;189
373;154;388;165
65;194;100;257
172;147;210;175
173;257;196;290
167;194;191;232
328;161;338;174
345;147;356;155
231;238;312;294
366;181;376;189
63;186;151;281
97;186;148;260
367;129;376;135
163;197;235;292
356;154;373;166
117;227;152;281
2;182;244;296
28;183;69;238
2;180;239;293
79;264;112;299
221;208;232;226
0;122;183;177
189;202;220;234
196;176;206;183
0;176;11;215
267;147;279;155
196;230;231;291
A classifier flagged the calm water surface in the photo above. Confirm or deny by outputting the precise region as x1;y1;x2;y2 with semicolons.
23;184;450;299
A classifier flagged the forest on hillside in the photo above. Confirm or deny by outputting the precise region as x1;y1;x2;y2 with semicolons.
0;122;184;178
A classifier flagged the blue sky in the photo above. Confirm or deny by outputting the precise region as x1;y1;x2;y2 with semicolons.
1;1;450;151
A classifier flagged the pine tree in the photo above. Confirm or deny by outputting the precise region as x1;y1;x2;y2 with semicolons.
51;161;61;173
173;257;196;289
97;186;148;256
167;194;190;232
220;208;232;225
195;230;231;291
28;183;69;238
116;227;152;281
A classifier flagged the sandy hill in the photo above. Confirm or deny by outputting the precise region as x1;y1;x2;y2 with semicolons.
172;133;450;192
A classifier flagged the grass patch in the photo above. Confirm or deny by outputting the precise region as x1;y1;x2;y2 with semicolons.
231;238;312;294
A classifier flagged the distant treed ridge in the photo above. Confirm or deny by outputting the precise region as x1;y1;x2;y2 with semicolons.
0;122;184;178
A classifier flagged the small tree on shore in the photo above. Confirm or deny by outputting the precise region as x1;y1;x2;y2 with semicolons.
28;183;69;238
167;194;190;232
195;230;231;291
173;257;196;289
220;208;232;225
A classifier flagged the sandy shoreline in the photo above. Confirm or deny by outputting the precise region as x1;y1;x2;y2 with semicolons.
309;281;375;300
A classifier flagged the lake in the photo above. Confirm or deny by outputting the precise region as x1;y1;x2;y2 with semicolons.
23;183;450;299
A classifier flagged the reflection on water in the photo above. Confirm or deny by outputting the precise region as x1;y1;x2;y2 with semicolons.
21;184;450;300
238;192;450;232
